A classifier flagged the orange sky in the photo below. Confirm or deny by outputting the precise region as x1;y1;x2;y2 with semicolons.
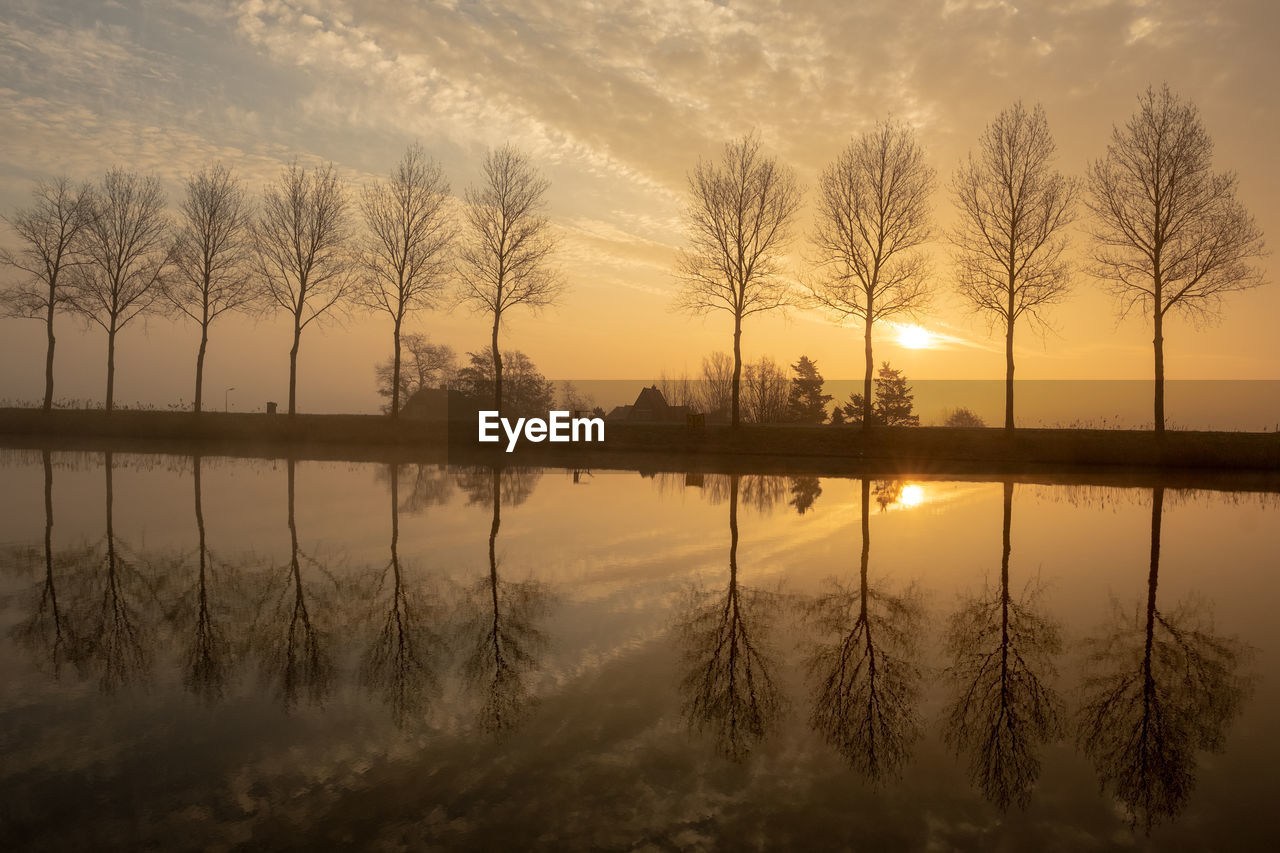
0;0;1275;414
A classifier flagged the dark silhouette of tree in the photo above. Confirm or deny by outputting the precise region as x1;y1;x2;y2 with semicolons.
358;143;455;418
252;161;355;416
375;462;455;513
743;356;789;423
459;467;549;733
166;163;256;413
697;352;735;418
1086;85;1267;432
263;459;334;710
674;132;803;427
10;450;84;677
788;476;823;515
360;464;442;726
1077;486;1254;830
677;474;784;760
950;102;1079;431
942;481;1064;810
943;407;986;428
373;333;457;411
787;355;832;423
838;363;918;426
456;144;563;415
66;168;171;411
0;177;92;410
829;406;848;426
455;347;555;419
805;478;924;780
808;120;935;428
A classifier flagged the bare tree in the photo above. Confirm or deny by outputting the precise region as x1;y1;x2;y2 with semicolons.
951;103;1078;430
674;133;803;426
252;161;355;416
0;177;92;410
698;351;735;417
358;143;455;418
1087;85;1267;432
373;332;456;410
809;120;935;427
456;145;563;414
167;164;255;413
743;355;789;423
66;168;171;411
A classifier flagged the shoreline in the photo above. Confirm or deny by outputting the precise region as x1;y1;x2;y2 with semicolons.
1;408;1278;490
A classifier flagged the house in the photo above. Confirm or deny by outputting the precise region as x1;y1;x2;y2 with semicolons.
606;385;691;424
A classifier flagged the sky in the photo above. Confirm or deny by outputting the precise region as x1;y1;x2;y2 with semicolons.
0;0;1276;414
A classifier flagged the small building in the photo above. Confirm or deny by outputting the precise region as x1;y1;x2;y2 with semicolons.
607;385;691;424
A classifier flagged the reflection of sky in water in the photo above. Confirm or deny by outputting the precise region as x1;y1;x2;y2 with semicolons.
0;450;1277;850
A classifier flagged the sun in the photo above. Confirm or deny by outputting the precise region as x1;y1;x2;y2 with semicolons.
897;324;933;349
899;483;925;507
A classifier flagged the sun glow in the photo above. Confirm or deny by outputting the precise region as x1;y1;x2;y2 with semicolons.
897;324;933;349
898;484;925;507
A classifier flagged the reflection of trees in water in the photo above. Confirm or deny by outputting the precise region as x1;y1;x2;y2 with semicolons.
261;459;335;711
1077;486;1254;831
10;450;86;678
943;482;1063;809
805;478;923;780
374;463;454;514
455;465;543;508
360;464;443;727
788;476;822;514
458;467;549;733
678;474;784;761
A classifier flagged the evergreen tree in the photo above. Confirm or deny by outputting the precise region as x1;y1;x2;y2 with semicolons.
787;355;832;424
874;363;919;426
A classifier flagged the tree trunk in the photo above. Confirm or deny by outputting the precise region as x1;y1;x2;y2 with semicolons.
105;323;117;412
1153;312;1165;433
288;316;301;417
731;315;743;427
862;309;874;429
1143;486;1163;666
390;318;403;419
43;294;56;411
492;316;503;415
194;323;208;413
1004;321;1015;431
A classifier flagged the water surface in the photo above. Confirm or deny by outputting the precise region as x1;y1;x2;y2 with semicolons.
1;449;1276;851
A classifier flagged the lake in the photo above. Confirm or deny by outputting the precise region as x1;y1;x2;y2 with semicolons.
1;449;1276;851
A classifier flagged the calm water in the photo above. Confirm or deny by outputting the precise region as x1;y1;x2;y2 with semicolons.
1;449;1277;851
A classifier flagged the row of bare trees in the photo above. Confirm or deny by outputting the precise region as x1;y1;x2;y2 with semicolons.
674;85;1267;431
1;145;562;416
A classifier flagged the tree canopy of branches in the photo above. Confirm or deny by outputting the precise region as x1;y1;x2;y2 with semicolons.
252;161;355;416
67;168;172;411
698;351;735;417
167;163;256;413
456;145;562;415
808;120;935;427
743;356;789;423
0;177;92;410
787;355;831;423
373;332;456;412
1086;85;1267;432
674;133;803;426
358;143;455;417
950;102;1078;430
455;347;555;420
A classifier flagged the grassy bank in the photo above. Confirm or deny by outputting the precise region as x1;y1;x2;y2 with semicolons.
1;407;1277;474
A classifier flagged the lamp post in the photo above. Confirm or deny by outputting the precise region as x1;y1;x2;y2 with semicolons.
225;387;235;413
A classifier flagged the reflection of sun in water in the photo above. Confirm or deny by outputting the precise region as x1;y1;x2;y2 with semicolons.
897;324;932;349
899;484;925;507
